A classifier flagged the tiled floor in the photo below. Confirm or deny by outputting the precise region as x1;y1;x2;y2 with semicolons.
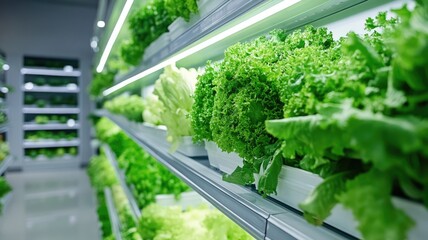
0;169;100;240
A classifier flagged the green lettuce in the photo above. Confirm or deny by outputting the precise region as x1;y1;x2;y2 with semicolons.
153;64;199;150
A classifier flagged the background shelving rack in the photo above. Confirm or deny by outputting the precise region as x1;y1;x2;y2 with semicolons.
21;63;82;170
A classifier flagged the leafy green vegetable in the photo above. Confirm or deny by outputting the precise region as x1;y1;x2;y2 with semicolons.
264;3;428;239
153;64;199;150
111;185;142;240
89;70;116;98
138;204;253;240
104;95;145;122
191;61;218;142
0;177;11;213
164;0;198;21
142;92;164;126
121;0;174;65
339;170;414;240
117;143;190;209
0;138;9;162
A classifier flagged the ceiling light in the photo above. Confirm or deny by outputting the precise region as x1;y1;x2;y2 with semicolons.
2;64;10;71
96;0;134;73
97;20;106;28
103;0;301;96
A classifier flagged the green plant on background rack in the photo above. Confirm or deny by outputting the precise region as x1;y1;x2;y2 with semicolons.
0;177;12;214
0;137;9;162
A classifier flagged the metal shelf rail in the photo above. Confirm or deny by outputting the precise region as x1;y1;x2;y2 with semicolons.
23;139;80;148
23;123;80;131
104;187;123;240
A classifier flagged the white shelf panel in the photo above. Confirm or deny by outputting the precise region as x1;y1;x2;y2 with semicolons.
22;85;80;93
21;67;81;77
23;106;80;114
23;123;80;131
23;139;80;149
97;110;348;240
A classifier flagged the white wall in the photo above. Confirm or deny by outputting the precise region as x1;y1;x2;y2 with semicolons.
0;0;97;169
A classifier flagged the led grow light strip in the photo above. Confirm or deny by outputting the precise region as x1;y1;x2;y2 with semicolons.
96;0;134;73
103;0;301;96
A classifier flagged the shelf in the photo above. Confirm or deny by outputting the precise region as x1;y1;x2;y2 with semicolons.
0;123;7;133
22;85;80;93
23;139;80;148
0;155;13;175
23;123;80;131
97;110;348;240
23;106;80;114
104;187;123;240
20;67;81;77
108;0;365;96
102;144;141;220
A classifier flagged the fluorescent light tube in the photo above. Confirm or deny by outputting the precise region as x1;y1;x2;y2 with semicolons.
96;0;134;73
103;0;301;96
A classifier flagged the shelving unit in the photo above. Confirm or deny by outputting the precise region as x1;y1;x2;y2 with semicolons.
97;110;348;240
21;59;82;169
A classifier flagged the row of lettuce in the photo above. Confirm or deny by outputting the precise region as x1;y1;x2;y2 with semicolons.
91;2;428;240
89;117;253;240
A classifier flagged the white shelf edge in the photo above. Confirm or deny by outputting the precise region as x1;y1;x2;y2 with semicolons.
22;86;80;93
23;139;80;149
23;123;80;131
21;67;81;77
102;144;141;220
23;106;80;114
104;188;123;240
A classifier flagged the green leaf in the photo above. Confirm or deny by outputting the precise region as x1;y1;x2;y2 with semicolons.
257;148;284;196
338;170;414;240
299;172;353;225
223;161;255;185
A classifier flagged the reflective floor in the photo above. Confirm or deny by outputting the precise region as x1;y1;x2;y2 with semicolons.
0;169;100;240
